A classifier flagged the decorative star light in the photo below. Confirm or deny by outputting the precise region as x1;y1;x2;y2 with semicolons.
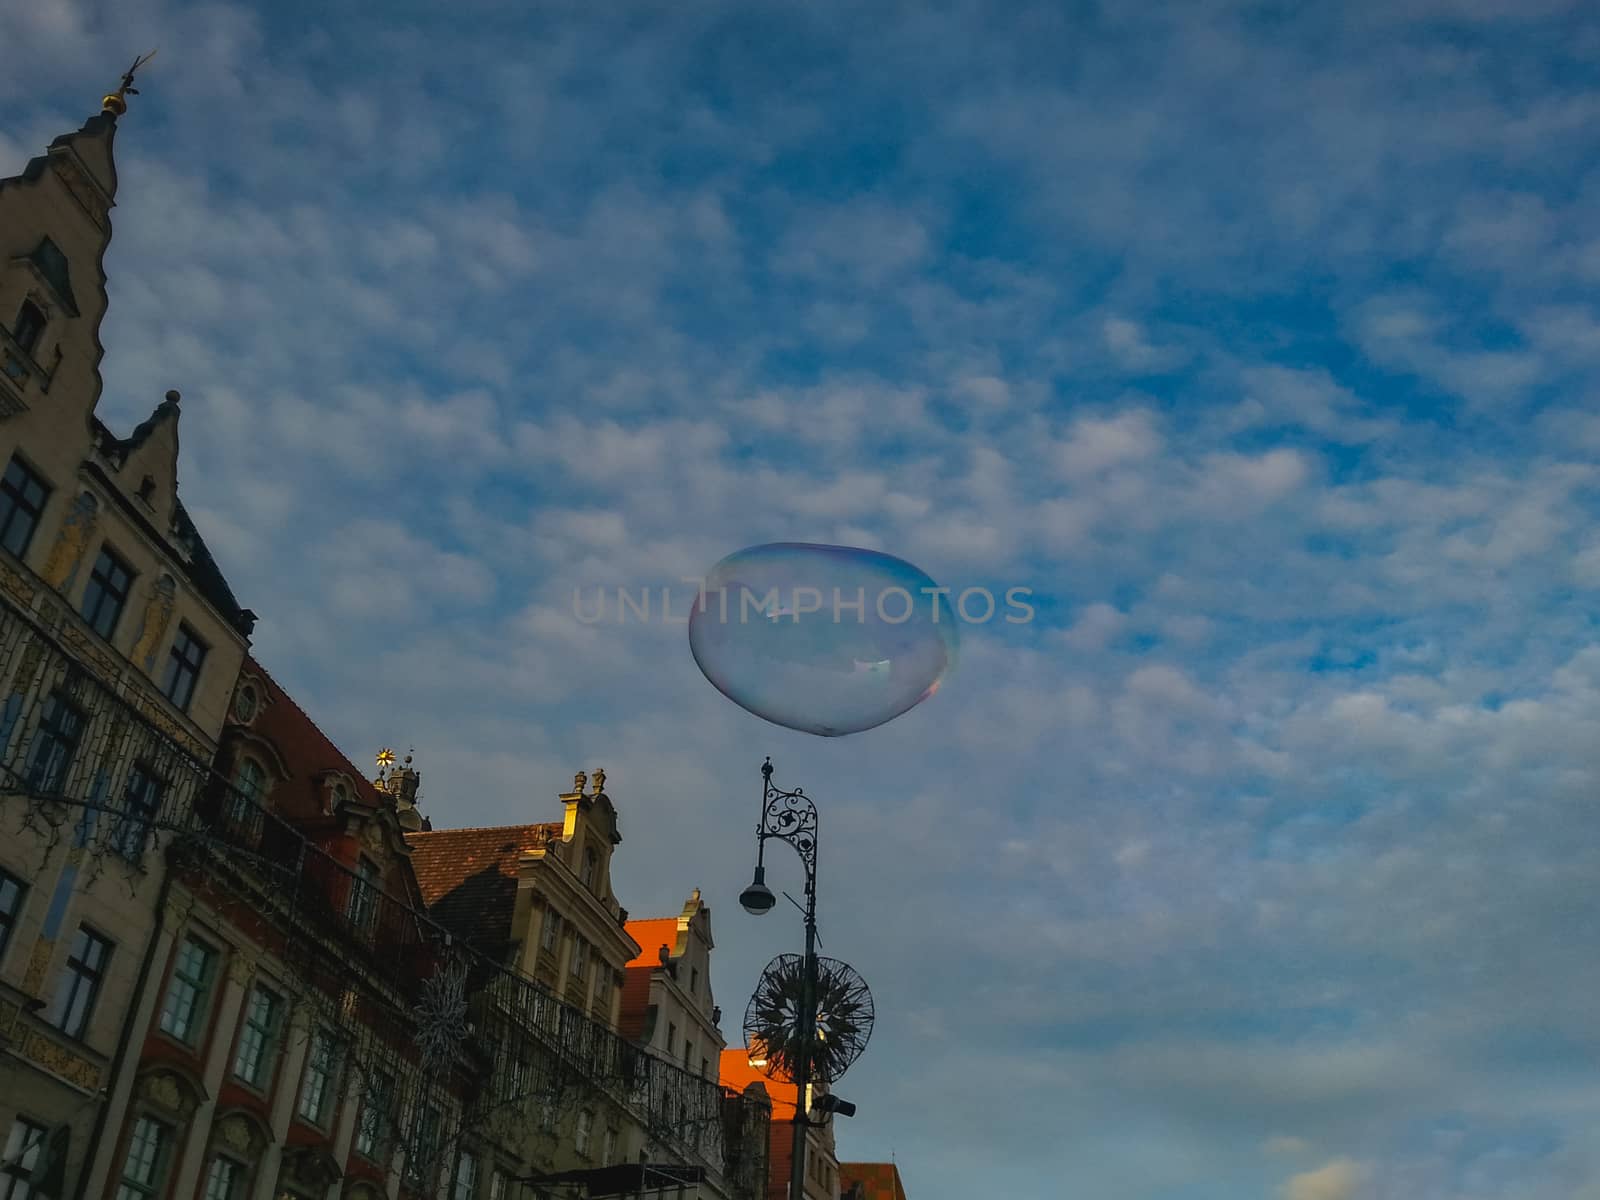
414;956;470;1068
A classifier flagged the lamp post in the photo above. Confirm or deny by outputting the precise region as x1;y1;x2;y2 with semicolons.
739;758;819;1200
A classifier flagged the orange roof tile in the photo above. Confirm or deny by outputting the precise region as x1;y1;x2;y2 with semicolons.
404;823;562;952
719;1046;794;1119
839;1163;908;1200
623;918;681;967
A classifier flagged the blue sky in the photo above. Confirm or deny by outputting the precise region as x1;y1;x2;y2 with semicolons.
7;0;1600;1196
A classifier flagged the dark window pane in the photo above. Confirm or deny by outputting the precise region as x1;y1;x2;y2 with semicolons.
0;458;49;560
160;626;207;711
11;302;45;356
82;548;133;641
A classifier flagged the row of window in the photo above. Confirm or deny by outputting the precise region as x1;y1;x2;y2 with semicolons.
8;691;171;853
0;455;209;711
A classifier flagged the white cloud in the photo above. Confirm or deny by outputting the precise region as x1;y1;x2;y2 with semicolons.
1281;1158;1366;1200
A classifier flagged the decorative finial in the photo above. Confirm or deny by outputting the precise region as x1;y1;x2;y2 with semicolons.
102;50;158;118
591;768;606;795
761;757;774;781
573;771;587;794
164;389;180;405
377;747;396;769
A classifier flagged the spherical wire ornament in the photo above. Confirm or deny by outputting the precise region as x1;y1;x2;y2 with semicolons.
743;953;874;1085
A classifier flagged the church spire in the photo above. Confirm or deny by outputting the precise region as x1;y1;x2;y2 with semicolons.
100;51;157;119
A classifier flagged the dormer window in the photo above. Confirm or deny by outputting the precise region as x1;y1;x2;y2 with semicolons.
137;476;156;504
232;684;258;724
11;301;45;357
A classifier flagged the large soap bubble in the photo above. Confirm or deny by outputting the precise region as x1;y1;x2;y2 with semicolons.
688;542;957;737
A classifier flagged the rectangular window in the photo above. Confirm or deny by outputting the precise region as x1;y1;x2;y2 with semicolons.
158;935;217;1044
407;1104;440;1184
541;911;560;951
488;1172;507;1200
1;1118;47;1200
569;938;587;979
232;983;283;1087
81;547;133;641
158;934;217;1049
601;1129;618;1165
160;624;206;712
690;967;699;995
574;1111;593;1157
356;1069;393;1159
701;1057;709;1079
45;924;111;1039
0;458;49;560
23;691;83;796
347;857;379;932
0;868;25;963
667;1023;677;1055
115;763;163;861
202;1157;241;1200
296;1030;342;1126
114;1117;169;1200
684;1041;693;1069
452;1152;479;1200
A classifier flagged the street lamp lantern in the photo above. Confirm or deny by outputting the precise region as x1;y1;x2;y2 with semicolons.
740;866;777;915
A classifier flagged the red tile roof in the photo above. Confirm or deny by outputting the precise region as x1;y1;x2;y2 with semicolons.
623;918;681;967
719;1046;792;1119
839;1163;908;1200
237;655;426;909
404;823;563;952
242;655;390;823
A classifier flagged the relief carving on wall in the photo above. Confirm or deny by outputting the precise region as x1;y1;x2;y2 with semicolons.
21;937;54;997
20;1028;101;1090
226;949;259;988
50;155;110;231
0;559;38;607
41;491;100;593
130;574;176;675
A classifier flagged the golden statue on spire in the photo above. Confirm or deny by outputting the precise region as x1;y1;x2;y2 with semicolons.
103;50;158;117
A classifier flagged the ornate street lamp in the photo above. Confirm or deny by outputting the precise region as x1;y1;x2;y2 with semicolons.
740;760;872;1200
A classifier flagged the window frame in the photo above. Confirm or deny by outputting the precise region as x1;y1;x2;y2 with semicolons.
452;1151;479;1200
569;937;588;980
0;867;26;965
1;1116;47;1200
113;1115;172;1200
574;1110;594;1158
10;301;46;357
201;1154;245;1200
601;1128;618;1166
81;545;134;642
0;457;49;561
157;933;219;1045
406;1102;441;1186
347;856;380;933
540;910;560;952
115;762;165;861
355;1067;394;1161
296;1029;343;1128
23;690;84;797
231;981;284;1089
46;923;112;1040
160;623;207;712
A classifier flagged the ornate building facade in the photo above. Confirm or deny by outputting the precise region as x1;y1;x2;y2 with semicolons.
0;80;255;1200
0;75;778;1200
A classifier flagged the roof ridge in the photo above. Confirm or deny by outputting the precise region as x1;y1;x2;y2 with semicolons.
405;820;563;838
244;654;387;799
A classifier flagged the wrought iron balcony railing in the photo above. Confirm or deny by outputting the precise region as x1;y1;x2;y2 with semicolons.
0;588;771;1195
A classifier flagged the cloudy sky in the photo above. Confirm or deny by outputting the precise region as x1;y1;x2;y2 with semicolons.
8;0;1600;1196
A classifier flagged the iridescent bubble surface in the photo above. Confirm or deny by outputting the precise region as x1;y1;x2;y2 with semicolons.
688;543;958;737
